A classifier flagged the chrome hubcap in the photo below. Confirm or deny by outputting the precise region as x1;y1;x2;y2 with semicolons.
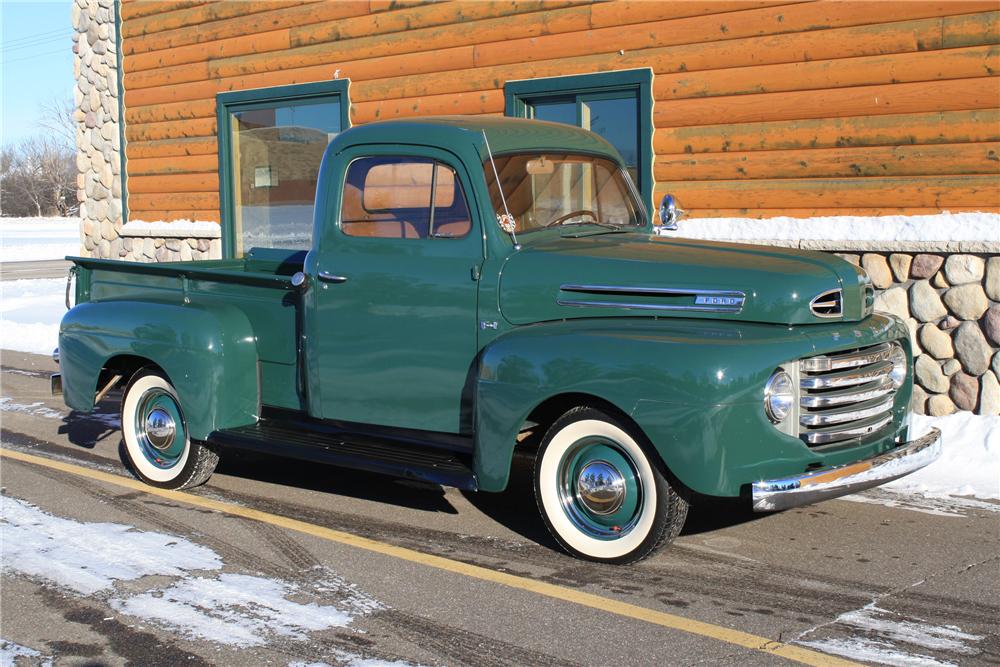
577;460;626;515
144;408;176;450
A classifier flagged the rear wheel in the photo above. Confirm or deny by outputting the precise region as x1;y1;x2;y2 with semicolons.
534;406;687;563
120;369;218;490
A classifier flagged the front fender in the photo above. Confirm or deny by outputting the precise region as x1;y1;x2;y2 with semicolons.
474;315;908;495
59;300;259;439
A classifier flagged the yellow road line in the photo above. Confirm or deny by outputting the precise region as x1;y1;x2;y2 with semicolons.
0;447;858;667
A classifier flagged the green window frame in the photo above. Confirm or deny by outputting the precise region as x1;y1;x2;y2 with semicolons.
217;80;351;257
504;69;654;215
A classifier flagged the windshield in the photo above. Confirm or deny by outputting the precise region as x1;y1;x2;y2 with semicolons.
484;153;645;235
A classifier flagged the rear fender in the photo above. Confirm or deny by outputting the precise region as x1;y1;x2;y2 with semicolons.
59;300;259;439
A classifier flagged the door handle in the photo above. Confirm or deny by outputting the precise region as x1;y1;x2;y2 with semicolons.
318;271;348;284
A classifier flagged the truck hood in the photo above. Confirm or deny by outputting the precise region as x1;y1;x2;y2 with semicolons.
499;232;872;326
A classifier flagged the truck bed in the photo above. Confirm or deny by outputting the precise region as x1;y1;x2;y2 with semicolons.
70;248;306;410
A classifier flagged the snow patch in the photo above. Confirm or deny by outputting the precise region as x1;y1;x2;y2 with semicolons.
0;639;52;667
0;218;79;262
670;211;1000;246
113;573;357;648
799;604;984;667
0;397;64;420
0;497;222;595
0;278;64;355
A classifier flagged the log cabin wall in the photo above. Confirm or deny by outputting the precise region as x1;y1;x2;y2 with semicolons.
118;0;1000;225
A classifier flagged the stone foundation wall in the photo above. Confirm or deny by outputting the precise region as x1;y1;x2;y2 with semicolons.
834;252;999;415
73;0;220;263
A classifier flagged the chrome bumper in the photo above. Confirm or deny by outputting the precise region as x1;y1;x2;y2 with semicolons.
751;427;941;512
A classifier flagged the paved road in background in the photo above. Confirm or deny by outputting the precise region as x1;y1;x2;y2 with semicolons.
0;259;72;281
2;350;998;667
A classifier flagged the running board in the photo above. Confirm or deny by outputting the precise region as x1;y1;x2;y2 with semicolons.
208;411;477;490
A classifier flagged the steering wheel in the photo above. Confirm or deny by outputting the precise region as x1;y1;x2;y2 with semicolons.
544;210;598;228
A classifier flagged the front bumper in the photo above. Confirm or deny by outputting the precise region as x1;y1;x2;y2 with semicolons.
751;427;941;512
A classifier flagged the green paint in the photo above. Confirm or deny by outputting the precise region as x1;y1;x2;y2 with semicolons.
114;0;127;224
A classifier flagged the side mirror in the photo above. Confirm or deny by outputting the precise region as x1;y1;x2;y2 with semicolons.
658;194;686;231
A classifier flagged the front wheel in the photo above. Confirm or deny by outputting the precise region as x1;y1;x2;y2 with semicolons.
534;407;687;564
120;369;218;490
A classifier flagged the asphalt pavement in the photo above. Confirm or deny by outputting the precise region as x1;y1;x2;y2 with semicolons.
0;259;72;281
1;349;998;667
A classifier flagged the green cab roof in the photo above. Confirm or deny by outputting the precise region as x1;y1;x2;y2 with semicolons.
329;115;623;162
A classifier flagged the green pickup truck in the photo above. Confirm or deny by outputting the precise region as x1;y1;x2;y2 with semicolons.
55;117;940;563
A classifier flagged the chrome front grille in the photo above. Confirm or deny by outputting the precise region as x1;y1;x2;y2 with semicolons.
798;343;896;446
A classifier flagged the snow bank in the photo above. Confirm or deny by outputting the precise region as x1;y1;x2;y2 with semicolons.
669;211;1000;247
0;217;79;262
883;414;1000;500
0;278;64;355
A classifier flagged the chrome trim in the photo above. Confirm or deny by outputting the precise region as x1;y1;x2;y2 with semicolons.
558;284;746;313
557;299;742;313
144;408;177;450
800;342;893;372
577;460;626;516
809;288;842;318
752;427;941;511
52;347;60;365
799;396;894;426
800;360;893;389
802;413;893;445
318;271;348;284
799;378;894;408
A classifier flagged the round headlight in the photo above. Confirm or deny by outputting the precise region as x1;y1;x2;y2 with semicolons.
765;370;794;424
889;343;907;389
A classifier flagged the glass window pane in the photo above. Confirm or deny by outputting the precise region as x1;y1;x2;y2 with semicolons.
231;99;341;254
529;99;576;125
583;96;638;174
341;157;470;239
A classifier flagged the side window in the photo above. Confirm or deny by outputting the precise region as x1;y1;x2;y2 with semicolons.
341;157;471;239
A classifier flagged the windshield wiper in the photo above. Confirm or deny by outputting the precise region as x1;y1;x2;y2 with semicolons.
557;219;622;231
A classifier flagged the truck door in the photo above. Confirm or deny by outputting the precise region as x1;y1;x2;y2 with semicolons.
306;146;483;434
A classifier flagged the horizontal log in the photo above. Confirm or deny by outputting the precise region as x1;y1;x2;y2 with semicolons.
473;1;995;67
123;2;371;57
944;8;1000;47
123;1;312;39
128;154;218;176
125;98;217;125
654;109;1000;154
655;143;1000;181
128;173;220;194
124;2;585;72
654;77;999;128
126;137;218;159
587;0;797;28
674;207;994;218
653;45;1000;101
126;118;217;143
351;90;505;124
120;1;207;22
653;174;1000;208
128;210;221;223
128;192;220;212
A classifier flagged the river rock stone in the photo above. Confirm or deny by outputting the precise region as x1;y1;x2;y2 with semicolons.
939;315;961;331
915;354;949;393
986;257;1000;301
919;323;953;359
981;371;1000;416
835;253;860;266
906;318;921;355
874;286;909;321
993;351;1000;377
983;304;1000;346
910;385;928;415
910;254;943;279
949;372;979;412
943;359;962;376
954;322;992;376
943;284;989;320
943;254;985;285
909;280;947;322
862;254;893;289
889;253;912;282
932;271;949;289
927;394;956;416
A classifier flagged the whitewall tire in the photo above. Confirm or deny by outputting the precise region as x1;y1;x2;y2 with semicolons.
534;406;687;563
120;369;218;489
